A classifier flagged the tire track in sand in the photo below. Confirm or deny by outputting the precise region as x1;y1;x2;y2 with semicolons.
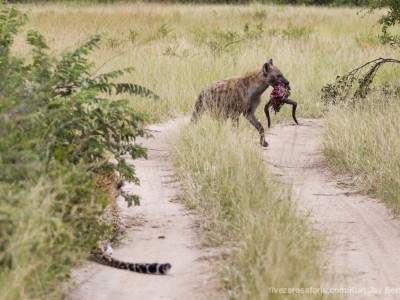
69;119;220;300
264;118;400;299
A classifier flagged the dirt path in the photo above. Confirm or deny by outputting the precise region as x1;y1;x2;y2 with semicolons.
69;117;400;299
69;119;220;300
265;119;400;299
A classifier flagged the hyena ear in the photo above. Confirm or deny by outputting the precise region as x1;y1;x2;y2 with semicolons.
263;62;270;75
268;58;273;66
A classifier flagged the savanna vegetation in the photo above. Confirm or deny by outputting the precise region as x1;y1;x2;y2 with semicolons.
0;3;155;299
322;0;400;213
5;0;371;7
10;2;397;121
172;117;334;299
0;0;399;299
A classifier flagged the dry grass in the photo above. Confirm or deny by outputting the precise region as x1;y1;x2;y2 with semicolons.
13;2;398;124
171;116;334;299
6;2;399;298
324;92;400;214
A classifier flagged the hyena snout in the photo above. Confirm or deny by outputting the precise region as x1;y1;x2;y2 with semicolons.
282;77;289;85
276;74;289;86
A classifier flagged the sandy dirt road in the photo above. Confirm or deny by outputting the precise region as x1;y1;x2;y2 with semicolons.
265;119;400;299
70;117;400;300
69;119;220;300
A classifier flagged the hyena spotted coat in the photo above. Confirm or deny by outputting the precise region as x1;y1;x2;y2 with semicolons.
192;59;289;147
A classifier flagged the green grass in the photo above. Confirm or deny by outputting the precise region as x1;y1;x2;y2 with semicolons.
171;116;334;299
0;168;104;300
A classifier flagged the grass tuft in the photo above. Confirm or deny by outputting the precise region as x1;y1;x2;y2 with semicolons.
324;93;400;213
171;116;333;299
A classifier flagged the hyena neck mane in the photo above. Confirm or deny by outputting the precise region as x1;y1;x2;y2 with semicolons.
242;68;270;99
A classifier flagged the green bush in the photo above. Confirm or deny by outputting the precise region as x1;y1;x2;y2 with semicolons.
281;22;313;38
0;3;157;298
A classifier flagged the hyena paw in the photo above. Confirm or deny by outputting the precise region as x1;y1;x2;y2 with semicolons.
260;138;269;148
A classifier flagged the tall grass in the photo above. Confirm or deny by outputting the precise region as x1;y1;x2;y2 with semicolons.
0;4;145;299
171;117;333;299
0;165;105;299
13;3;398;123
324;92;400;213
5;2;399;298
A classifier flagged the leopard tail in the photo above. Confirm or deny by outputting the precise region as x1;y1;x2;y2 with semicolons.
91;248;172;275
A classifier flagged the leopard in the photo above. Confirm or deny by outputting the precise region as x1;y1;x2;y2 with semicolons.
92;171;171;275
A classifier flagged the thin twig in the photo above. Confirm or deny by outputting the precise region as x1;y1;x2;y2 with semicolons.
89;48;134;77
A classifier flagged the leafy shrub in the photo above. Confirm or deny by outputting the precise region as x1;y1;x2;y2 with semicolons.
128;29;138;44
156;23;173;39
243;22;264;39
106;36;124;48
354;32;381;46
207;29;242;56
0;3;159;298
281;22;313;38
252;8;267;20
321;58;400;107
367;0;400;49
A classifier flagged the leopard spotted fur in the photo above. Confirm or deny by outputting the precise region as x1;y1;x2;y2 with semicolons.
92;172;171;275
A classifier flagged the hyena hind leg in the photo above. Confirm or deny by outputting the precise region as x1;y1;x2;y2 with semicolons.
191;98;205;122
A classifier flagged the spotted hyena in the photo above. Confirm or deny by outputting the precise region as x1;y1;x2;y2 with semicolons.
192;59;289;147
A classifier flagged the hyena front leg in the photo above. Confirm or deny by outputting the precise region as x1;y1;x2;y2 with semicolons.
244;112;268;147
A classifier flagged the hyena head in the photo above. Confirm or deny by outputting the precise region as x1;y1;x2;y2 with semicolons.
262;59;289;87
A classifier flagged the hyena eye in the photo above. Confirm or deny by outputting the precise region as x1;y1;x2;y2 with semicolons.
277;74;282;78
